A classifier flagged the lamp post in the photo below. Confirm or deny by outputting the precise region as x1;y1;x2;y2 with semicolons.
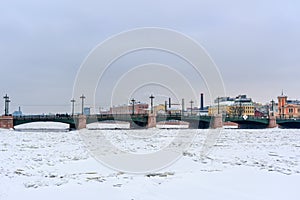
182;98;185;115
80;94;85;115
189;100;194;115
131;98;136;115
270;99;275;117
71;99;76;116
3;94;10;116
165;100;168;114
217;96;220;115
239;100;242;117
149;94;155;114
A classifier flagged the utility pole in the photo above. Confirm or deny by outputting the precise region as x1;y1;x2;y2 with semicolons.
131;98;136;115
71;99;76;116
217;96;220;114
149;94;155;114
239;100;242;117
182;98;185;115
269;99;274;117
189;100;194;115
80;94;85;115
3;94;10;116
165;101;168;114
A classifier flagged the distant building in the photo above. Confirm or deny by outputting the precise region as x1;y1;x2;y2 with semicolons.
209;98;235;116
209;95;255;117
277;93;300;118
110;103;148;114
166;105;182;115
12;106;22;117
229;95;255;117
83;107;90;115
254;103;269;117
154;104;166;114
186;106;208;116
99;108;110;114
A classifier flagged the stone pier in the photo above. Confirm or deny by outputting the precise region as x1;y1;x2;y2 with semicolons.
76;115;87;130
267;115;277;128
0;115;14;129
147;114;156;128
210;114;223;129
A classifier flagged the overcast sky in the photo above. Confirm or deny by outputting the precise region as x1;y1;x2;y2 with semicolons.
1;0;300;114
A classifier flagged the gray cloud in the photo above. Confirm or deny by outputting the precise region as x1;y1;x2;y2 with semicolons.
1;0;299;113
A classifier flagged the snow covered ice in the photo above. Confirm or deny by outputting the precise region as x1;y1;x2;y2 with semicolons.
0;123;300;200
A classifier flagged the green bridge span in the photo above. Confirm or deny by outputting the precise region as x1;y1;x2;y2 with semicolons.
10;114;300;129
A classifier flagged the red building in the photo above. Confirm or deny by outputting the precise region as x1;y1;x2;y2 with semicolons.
110;103;148;114
277;93;300;118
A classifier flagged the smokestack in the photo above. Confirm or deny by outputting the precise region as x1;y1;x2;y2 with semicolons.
200;93;204;110
169;98;171;108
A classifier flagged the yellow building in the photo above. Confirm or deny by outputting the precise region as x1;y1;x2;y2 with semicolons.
209;95;255;117
154;104;166;114
208;102;233;116
228;103;255;117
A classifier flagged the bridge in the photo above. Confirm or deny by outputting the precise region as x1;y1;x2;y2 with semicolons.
0;114;222;130
7;114;150;130
13;115;77;129
1;114;300;130
276;118;300;129
156;114;213;129
225;116;300;129
224;116;272;129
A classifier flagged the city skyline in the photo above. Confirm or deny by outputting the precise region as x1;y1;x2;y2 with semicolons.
2;91;298;115
1;1;300;113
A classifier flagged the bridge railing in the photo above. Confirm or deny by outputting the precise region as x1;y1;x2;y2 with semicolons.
276;117;300;121
13;115;74;120
225;115;269;120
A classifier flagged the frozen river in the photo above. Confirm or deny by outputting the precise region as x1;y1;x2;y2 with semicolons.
0;124;300;200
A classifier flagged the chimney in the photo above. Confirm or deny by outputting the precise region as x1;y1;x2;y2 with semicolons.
200;93;204;110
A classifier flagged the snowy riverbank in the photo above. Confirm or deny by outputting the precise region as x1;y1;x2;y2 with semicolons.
0;127;299;199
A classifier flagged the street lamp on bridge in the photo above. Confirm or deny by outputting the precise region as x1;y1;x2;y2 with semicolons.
149;94;155;114
80;95;86;115
3;94;10;116
130;98;136;115
189;100;194;115
71;99;76;116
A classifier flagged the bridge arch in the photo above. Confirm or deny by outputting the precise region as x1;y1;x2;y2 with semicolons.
87;114;148;129
225;116;269;129
86;120;130;129
14;121;72;130
13;116;76;130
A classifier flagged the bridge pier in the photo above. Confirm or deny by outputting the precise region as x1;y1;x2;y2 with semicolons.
268;115;277;128
76;115;87;130
0;115;14;129
147;114;156;128
210;114;223;129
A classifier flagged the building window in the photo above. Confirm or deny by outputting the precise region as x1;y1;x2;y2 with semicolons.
289;108;294;113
